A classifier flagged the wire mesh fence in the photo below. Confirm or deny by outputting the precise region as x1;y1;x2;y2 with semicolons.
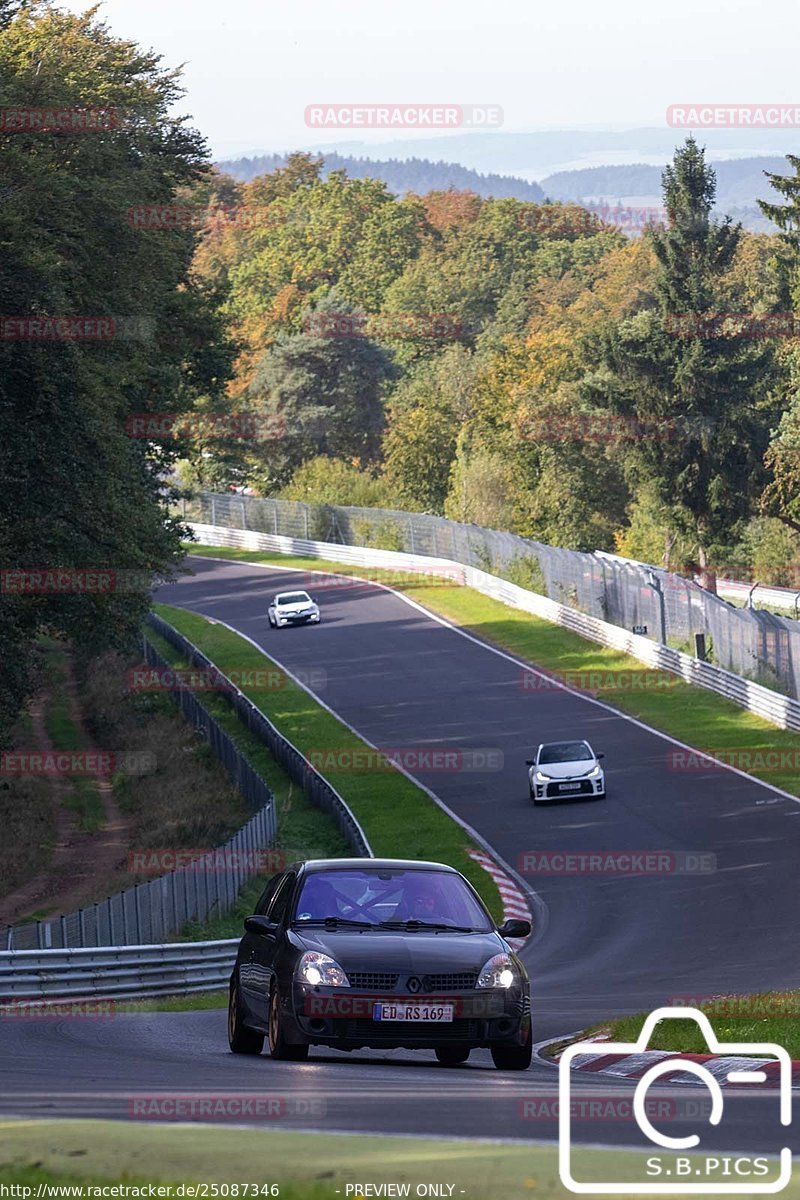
181;491;800;700
4;610;373;952
147;612;372;857
4;636;277;952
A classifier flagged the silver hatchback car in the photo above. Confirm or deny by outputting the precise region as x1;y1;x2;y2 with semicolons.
267;590;321;628
526;740;605;803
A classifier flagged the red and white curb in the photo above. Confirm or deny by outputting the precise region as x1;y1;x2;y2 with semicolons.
553;1036;800;1090
466;847;532;948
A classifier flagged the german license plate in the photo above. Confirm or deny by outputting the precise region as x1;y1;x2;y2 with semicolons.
558;782;581;791
373;1002;454;1022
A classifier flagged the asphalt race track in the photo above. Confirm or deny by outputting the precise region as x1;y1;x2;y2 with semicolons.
2;554;798;1154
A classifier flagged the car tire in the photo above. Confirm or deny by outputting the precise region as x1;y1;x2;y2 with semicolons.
228;980;264;1055
490;1040;532;1071
435;1046;470;1066
268;986;309;1061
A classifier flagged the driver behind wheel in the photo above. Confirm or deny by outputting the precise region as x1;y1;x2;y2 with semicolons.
295;877;342;921
395;874;449;922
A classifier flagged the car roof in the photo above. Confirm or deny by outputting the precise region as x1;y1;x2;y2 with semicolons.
275;590;310;600
537;740;593;753
289;857;460;876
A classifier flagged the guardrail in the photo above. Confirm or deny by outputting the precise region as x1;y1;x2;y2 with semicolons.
0;939;238;1002
717;578;800;615
188;522;800;734
147;613;373;856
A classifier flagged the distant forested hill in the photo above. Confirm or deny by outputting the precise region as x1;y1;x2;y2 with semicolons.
540;157;787;207
215;151;545;201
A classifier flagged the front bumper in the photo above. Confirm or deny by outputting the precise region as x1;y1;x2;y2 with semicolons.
277;611;320;625
287;984;531;1049
531;773;604;800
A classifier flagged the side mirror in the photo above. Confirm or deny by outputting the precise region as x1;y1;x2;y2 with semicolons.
244;915;278;936
498;918;531;939
596;753;605;760
525;759;535;766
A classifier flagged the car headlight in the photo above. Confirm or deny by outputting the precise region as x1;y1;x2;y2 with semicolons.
296;951;350;987
534;769;553;782
476;953;517;989
587;764;601;777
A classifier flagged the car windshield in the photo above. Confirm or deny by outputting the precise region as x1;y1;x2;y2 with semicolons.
292;868;492;931
277;593;311;606
538;741;593;764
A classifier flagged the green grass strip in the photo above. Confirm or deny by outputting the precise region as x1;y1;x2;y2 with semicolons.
153;603;504;923
40;639;104;832
591;990;800;1059
185;544;800;797
3;1120;795;1198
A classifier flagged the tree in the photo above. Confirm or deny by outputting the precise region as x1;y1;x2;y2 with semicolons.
583;139;778;589
243;294;396;491
382;346;477;512
280;457;399;508
0;1;230;745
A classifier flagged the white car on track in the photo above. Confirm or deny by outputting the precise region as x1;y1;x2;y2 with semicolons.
267;590;321;628
526;740;605;803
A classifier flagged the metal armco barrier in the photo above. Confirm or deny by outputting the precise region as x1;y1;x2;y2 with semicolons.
0;940;238;1002
187;522;800;734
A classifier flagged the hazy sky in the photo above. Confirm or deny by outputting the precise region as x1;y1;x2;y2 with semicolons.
61;0;800;161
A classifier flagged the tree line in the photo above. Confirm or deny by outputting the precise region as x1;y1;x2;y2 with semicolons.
5;0;800;749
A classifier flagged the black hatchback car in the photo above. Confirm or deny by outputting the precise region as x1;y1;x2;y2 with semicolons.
228;858;532;1069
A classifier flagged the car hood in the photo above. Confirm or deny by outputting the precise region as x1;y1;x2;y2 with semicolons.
277;602;316;613
290;927;506;974
534;760;596;779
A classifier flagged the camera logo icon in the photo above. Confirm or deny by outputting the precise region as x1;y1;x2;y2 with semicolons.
558;1006;791;1194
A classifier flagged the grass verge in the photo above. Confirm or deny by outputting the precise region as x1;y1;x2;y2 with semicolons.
185;544;800;798
2;1120;794;1199
153;601;504;923
590;990;800;1059
142;625;352;941
41;639;104;832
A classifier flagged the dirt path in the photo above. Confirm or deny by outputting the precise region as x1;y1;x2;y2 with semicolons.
0;654;132;930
